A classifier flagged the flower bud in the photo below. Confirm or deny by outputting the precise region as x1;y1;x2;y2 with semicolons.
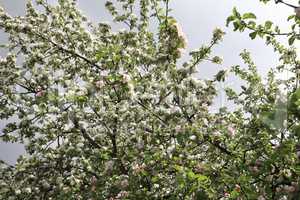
257;195;266;200
122;74;130;84
235;184;241;192
105;160;114;172
249;166;259;173
120;179;129;189
283;185;296;193
224;192;230;198
227;126;236;137
189;135;196;141
36;90;44;97
95;80;104;88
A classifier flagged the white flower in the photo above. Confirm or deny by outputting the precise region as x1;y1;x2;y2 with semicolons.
175;125;182;133
76;142;84;148
42;181;50;189
78;88;88;96
189;135;197;141
116;191;129;198
122;74;131;83
283;185;296;193
24;187;32;193
136;138;144;150
170;106;180;114
258;195;265;200
32;105;39;112
105;160;114;171
227;126;236;137
132;163;146;174
212;131;221;137
36;90;44;97
203;119;209;126
174;22;188;49
167;145;175;155
15;189;21;195
120;179;129;189
95;80;104;88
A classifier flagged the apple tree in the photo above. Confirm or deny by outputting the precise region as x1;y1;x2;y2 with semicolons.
0;0;299;199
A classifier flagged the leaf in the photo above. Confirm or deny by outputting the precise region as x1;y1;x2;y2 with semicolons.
292;125;300;137
242;13;257;20
264;21;273;29
233;21;240;31
232;7;241;18
215;70;227;82
288;35;296;45
294;165;300;175
226;16;236;26
249;32;257;40
287;15;295;21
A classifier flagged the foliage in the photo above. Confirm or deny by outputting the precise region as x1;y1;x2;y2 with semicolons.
0;0;299;199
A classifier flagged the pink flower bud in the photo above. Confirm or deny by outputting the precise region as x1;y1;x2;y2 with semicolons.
212;131;221;137
91;176;97;191
120;179;129;189
235;184;241;192
255;159;263;167
95;80;104;88
36;90;44;97
249;166;259;173
175;125;182;133
224;192;230;198
122;74;130;84
258;195;266;200
283;185;296;193
116;191;129;198
105;160;114;172
227;126;236;137
276;186;282;193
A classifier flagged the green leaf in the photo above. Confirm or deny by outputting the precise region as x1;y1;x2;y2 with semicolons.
249;32;257;40
226;16;236;26
242;13;256;20
232;7;241;18
288;36;296;45
287;15;295;21
264;21;273;29
233;21;240;31
215;70;227;82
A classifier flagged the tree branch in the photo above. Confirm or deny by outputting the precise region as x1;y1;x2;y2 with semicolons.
70;113;102;149
275;0;298;9
35;32;104;71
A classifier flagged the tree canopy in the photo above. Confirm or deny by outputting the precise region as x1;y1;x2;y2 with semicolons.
0;0;300;199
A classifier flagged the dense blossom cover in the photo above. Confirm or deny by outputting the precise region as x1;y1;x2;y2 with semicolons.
0;0;300;199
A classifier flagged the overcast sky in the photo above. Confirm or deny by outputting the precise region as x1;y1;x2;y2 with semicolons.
0;0;298;164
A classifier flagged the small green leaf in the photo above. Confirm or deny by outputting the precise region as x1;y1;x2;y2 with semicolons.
264;21;273;29
232;7;241;18
215;70;227;82
233;21;240;31
249;32;257;39
287;15;295;21
288;36;296;45
226;16;236;26
242;13;256;20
